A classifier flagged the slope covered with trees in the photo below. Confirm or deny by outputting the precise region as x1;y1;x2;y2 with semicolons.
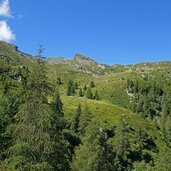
0;41;171;170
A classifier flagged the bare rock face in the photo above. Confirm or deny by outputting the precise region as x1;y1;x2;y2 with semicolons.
73;53;97;65
47;57;71;65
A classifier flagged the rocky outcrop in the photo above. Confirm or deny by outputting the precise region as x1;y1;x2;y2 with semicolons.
73;53;97;66
47;57;71;65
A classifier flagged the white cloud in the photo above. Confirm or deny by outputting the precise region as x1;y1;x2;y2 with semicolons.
0;0;15;42
0;0;11;17
0;20;15;42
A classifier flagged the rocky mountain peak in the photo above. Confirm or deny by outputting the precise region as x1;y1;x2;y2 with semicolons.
74;53;97;65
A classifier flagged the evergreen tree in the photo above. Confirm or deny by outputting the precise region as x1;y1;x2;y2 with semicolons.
74;82;78;89
113;116;131;171
72;104;82;133
3;46;54;170
86;87;93;99
90;81;95;88
83;84;87;91
56;77;62;85
94;90;100;100
67;80;75;96
50;91;70;171
71;86;75;96
51;90;65;130
78;106;92;136
79;88;84;97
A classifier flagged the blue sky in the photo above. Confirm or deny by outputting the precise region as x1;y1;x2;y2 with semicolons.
0;0;171;64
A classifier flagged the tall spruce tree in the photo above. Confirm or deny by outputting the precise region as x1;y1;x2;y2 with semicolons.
94;90;100;100
50;90;70;171
113;116;131;171
67;80;75;96
86;87;93;99
79;88;83;97
72;104;82;133
3;46;54;170
90;81;95;88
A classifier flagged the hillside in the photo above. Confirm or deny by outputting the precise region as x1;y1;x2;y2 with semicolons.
0;41;171;171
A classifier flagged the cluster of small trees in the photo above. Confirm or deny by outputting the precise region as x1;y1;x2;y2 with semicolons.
67;80;100;100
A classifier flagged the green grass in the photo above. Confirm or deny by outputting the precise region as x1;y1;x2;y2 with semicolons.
62;96;130;126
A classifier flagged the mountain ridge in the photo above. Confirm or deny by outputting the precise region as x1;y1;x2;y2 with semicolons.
1;41;171;68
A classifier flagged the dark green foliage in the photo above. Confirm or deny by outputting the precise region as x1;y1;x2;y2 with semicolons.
72;105;92;136
56;77;62;85
113;117;131;171
86;87;93;99
90;81;95;88
51;91;64;118
74;82;78;89
67;80;75;96
94;90;100;100
3;55;54;170
71;123;114;171
50;91;70;171
110;116;158;171
83;84;87;91
72;104;82;133
78;88;84;97
1;49;69;170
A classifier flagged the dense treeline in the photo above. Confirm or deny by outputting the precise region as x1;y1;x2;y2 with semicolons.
127;77;171;144
0;52;171;171
126;76;171;170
